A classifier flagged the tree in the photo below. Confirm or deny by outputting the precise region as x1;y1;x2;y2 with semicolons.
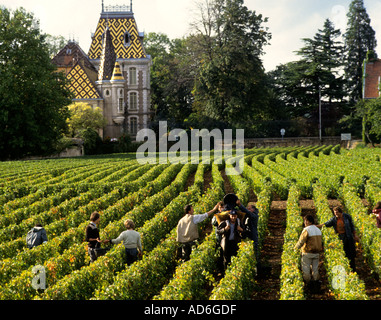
0;7;72;160
311;19;346;103
267;61;314;118
66;102;106;138
192;0;272;127
293;19;346;109
145;33;194;128
45;34;68;58
344;0;377;103
144;32;172;121
350;98;381;144
268;19;349;136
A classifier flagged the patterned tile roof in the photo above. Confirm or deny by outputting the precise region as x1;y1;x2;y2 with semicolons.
88;15;146;60
52;41;97;74
66;63;102;100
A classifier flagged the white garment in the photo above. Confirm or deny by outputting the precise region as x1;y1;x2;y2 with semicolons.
111;230;142;251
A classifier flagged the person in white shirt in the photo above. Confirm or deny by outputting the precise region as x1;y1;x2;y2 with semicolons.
176;203;220;261
108;219;142;265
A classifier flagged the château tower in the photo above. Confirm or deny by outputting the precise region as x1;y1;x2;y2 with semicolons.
52;1;152;140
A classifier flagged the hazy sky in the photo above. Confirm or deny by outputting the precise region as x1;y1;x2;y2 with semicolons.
1;0;381;71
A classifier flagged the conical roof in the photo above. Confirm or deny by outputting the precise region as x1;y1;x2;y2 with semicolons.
89;10;147;60
111;61;124;81
98;25;117;81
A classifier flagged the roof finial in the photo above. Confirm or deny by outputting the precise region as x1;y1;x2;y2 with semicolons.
130;0;133;12
102;0;104;12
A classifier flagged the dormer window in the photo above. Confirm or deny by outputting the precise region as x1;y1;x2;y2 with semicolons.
124;31;131;47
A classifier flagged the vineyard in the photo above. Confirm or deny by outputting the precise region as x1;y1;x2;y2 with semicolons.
0;145;381;301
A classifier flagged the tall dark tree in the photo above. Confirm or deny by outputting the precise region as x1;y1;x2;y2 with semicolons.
313;19;346;103
344;0;377;103
296;19;346;107
192;0;272;127
270;19;345;117
0;7;72;160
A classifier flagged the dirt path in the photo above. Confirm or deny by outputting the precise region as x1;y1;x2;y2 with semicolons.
202;168;213;193
185;170;196;191
252;200;286;300
252;199;337;300
220;169;235;195
299;200;334;300
355;243;381;299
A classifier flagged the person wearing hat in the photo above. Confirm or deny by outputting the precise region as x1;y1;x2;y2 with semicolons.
216;208;244;271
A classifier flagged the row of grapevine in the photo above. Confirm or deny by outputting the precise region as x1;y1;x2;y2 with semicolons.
93;163;220;300
0;163;191;298
339;183;381;279
0;163;171;262
313;184;368;300
37;163;204;300
0;147;380;300
210;182;273;300
279;185;305;300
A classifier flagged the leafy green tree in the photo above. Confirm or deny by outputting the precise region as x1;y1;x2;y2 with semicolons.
66;102;106;138
192;0;272;126
144;32;172;121
311;19;346;103
0;7;72;160
145;33;194;128
45;34;68;58
351;98;381;144
344;0;377;103
82;128;103;155
267;61;314;118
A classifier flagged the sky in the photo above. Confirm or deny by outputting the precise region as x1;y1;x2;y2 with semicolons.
1;0;381;71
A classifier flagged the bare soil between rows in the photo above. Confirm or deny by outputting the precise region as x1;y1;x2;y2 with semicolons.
252;198;381;300
197;169;380;300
